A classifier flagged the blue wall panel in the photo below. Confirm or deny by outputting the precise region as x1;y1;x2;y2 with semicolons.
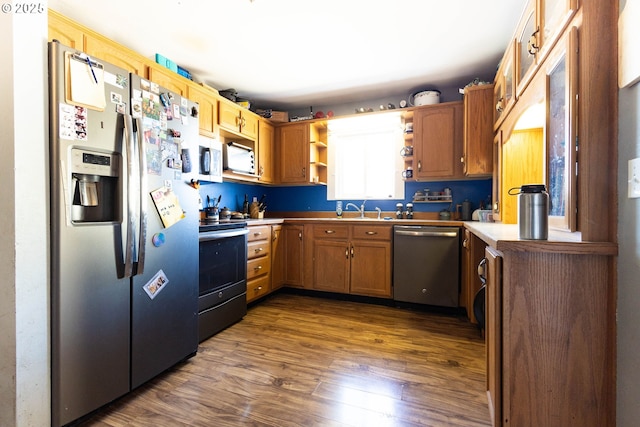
199;179;492;216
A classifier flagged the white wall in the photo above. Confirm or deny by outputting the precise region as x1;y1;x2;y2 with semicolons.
0;6;50;427
617;3;640;426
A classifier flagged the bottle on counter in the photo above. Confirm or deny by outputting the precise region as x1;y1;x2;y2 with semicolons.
396;203;404;219
406;203;414;219
242;194;249;218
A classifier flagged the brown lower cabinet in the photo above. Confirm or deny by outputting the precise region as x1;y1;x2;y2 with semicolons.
461;229;487;322
310;223;392;298
483;241;616;426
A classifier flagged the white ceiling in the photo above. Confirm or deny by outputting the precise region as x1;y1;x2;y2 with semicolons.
49;0;527;111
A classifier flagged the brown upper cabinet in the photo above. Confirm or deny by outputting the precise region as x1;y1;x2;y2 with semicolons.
493;40;516;128
48;10;84;50
514;0;578;97
462;84;494;176
412;101;464;180
276;121;327;185
257;119;275;183
186;83;218;137
218;99;258;140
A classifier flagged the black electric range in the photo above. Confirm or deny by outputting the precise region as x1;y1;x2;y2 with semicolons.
197;219;248;342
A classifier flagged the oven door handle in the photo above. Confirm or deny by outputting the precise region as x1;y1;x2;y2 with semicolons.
199;228;249;242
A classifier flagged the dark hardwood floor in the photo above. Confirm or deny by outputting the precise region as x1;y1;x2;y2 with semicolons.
79;293;490;426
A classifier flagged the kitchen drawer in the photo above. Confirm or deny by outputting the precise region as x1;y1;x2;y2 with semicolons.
248;225;270;242
247;239;270;260
247;275;270;302
312;224;349;239
350;224;392;240
247;255;271;280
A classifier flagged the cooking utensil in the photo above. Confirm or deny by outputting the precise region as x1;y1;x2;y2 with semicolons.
409;90;441;106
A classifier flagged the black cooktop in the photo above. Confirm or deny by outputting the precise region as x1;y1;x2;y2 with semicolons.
198;220;247;233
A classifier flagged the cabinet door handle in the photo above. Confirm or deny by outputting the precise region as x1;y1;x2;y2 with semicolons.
460;156;465;164
527;28;540;55
365;231;377;235
463;238;468;248
302;167;306;177
477;258;487;284
345;248;349;259
350;246;354;258
324;230;336;234
298;232;302;240
496;97;505;113
417;160;422;172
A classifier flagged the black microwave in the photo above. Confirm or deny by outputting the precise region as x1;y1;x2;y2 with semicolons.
223;142;255;175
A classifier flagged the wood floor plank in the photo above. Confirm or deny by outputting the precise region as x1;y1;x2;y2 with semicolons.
77;293;490;426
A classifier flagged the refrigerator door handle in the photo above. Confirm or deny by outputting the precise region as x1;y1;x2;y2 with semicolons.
123;114;138;278
135;117;148;275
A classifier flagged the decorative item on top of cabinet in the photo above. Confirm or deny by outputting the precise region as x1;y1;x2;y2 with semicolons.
412;101;464;180
462;83;494;176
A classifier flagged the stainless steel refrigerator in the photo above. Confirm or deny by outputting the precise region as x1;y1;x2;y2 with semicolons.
49;41;199;427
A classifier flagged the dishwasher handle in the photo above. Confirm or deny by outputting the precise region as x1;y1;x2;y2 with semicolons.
395;229;458;238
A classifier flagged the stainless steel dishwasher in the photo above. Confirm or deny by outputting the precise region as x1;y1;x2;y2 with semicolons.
393;225;460;307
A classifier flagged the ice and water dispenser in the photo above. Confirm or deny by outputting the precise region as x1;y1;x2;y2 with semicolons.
70;148;120;223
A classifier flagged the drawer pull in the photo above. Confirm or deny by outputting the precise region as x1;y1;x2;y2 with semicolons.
365;231;377;235
324;230;336;234
253;232;262;237
254;265;263;271
255;286;262;291
254;247;264;253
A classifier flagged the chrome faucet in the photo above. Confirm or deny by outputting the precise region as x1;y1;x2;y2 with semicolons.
374;207;382;219
345;200;367;218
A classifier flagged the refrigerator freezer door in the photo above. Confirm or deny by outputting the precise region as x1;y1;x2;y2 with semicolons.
129;75;199;388
49;42;133;427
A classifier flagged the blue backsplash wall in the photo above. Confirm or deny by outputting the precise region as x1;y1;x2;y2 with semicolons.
199;179;492;215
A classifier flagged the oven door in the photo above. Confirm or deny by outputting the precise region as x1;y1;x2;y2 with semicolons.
199;228;248;297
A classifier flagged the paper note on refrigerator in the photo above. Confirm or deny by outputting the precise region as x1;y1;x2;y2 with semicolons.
150;186;185;228
65;52;106;111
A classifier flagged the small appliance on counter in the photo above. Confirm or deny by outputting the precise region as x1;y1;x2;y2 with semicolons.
509;184;549;240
